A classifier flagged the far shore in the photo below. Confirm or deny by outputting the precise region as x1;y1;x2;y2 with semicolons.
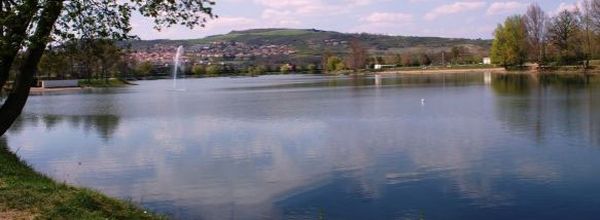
374;66;600;75
23;66;600;95
377;67;507;75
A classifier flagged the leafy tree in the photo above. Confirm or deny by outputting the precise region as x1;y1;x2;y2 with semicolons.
206;65;221;75
135;61;153;77
451;46;462;64
326;56;344;72
335;61;346;71
306;64;317;73
38;49;69;79
547;10;583;64
192;65;206;76
247;65;266;76
280;64;291;74
0;0;216;136
90;39;124;82
491;15;528;68
321;50;334;73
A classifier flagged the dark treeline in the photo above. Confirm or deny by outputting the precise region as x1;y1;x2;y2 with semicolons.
492;1;600;69
26;39;131;82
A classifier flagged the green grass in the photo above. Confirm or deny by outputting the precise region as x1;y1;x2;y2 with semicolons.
0;141;164;219
78;78;128;88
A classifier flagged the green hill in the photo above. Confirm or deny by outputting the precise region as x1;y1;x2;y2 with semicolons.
126;28;492;68
130;28;491;55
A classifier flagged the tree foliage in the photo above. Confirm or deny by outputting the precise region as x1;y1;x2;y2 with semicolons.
280;64;291;74
135;61;153;77
491;15;528;67
326;56;344;72
206;65;220;75
547;10;583;64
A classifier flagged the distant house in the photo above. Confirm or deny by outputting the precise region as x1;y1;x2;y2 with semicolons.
374;64;396;70
483;57;492;65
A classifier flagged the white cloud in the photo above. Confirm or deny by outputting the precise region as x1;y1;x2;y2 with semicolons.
425;1;486;20
362;12;414;24
261;9;302;26
349;0;375;6
486;1;528;15
253;0;334;15
253;0;386;19
131;16;262;39
553;2;578;15
203;17;260;31
352;12;415;35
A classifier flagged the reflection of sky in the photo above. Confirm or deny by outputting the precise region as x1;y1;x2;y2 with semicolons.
6;74;600;219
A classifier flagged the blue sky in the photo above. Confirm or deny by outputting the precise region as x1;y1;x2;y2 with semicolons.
131;0;579;40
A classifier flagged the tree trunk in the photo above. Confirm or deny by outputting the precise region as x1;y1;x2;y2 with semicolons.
0;0;63;136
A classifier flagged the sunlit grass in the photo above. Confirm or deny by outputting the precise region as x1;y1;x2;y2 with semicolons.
0;141;163;219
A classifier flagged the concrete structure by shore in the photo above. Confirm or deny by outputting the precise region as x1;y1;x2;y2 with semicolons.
40;80;79;88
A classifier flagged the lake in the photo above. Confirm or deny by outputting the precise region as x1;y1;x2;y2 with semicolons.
4;73;600;219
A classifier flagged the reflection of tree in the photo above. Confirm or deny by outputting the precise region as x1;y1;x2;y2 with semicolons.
10;114;120;142
491;74;532;96
493;73;600;145
586;81;600;146
538;74;588;89
492;74;534;137
42;115;61;130
83;115;120;142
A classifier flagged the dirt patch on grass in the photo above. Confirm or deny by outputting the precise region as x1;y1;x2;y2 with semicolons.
0;209;36;220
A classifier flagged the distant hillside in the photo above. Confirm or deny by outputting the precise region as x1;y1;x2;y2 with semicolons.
128;28;491;56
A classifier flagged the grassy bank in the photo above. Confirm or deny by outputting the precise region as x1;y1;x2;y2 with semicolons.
78;78;130;88
0;141;163;219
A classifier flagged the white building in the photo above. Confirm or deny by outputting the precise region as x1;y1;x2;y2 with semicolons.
374;64;396;70
483;57;492;65
41;80;79;88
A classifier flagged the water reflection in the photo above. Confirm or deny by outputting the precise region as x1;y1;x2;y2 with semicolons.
492;73;600;146
5;73;600;219
10;114;121;142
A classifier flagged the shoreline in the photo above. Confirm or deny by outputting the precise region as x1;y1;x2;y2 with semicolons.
22;68;600;94
375;67;600;75
30;87;84;94
378;67;507;75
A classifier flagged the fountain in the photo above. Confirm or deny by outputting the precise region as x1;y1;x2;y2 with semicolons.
172;45;186;91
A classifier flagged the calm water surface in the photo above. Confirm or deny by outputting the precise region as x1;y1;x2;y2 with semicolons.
5;73;600;219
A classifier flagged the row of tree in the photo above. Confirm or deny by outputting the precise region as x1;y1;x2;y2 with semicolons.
35;39;128;82
492;1;600;68
322;47;483;73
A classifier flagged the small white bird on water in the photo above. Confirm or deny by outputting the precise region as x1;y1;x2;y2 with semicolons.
421;98;425;105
